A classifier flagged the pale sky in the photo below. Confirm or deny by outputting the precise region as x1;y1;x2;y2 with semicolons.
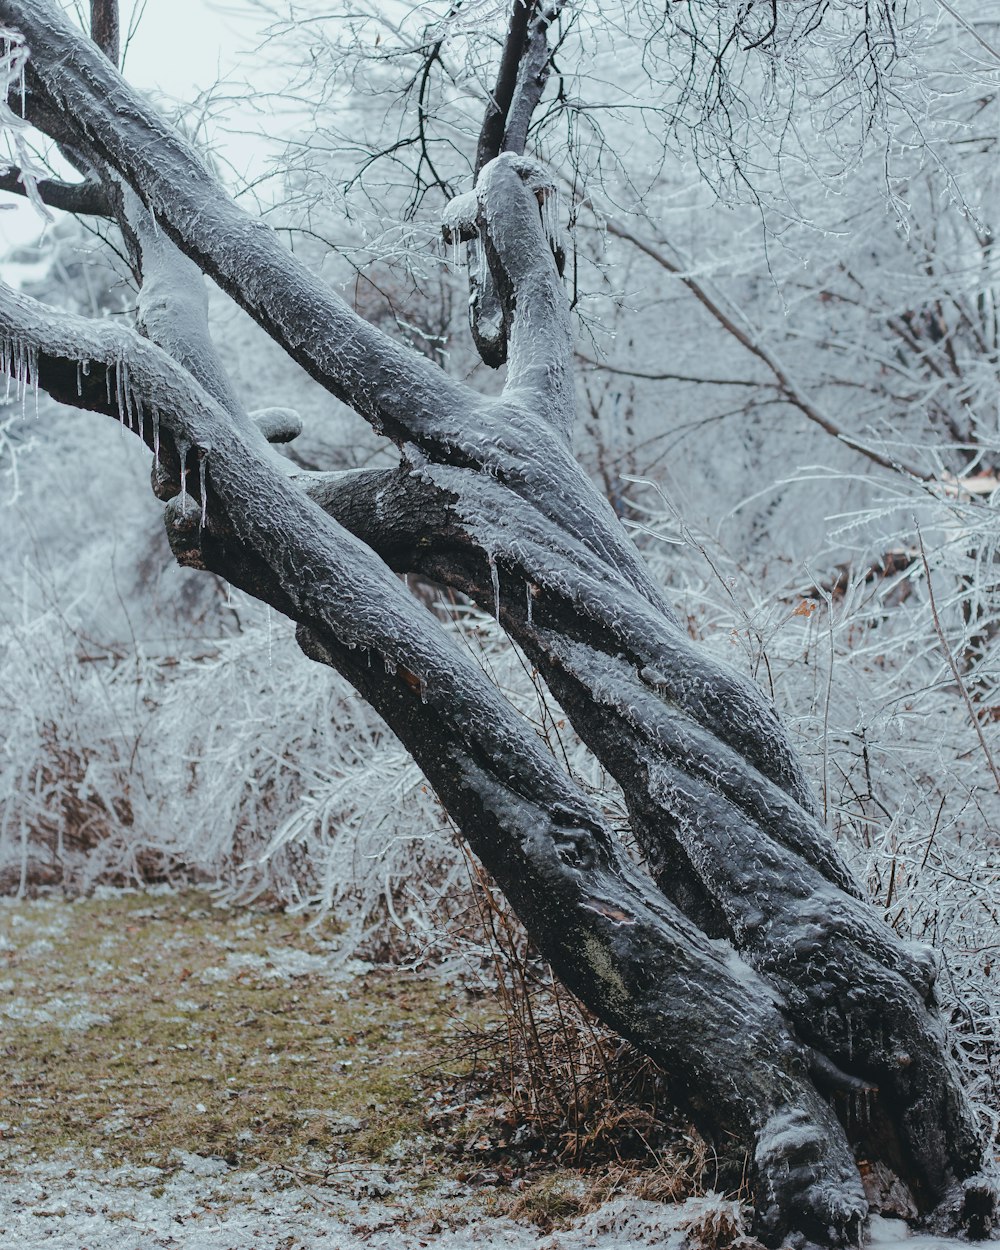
1;0;276;249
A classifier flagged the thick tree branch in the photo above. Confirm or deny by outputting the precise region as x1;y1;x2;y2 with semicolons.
2;0;475;454
478;154;573;430
0;165;110;214
121;186;247;424
462;2;563;369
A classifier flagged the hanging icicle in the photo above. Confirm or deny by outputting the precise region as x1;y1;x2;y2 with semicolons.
198;449;208;531
488;552;501;622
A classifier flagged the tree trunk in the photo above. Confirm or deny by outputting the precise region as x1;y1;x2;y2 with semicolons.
0;0;993;1242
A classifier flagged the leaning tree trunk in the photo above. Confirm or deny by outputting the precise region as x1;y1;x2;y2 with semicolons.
0;0;994;1243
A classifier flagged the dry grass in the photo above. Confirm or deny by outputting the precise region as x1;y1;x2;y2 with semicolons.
0;889;489;1174
433;858;722;1206
0;886;744;1241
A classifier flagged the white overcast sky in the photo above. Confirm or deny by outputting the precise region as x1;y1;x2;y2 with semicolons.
1;0;274;249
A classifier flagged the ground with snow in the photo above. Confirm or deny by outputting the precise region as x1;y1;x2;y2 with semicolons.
0;890;993;1249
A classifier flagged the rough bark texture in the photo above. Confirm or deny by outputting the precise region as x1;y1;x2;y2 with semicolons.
0;1;994;1244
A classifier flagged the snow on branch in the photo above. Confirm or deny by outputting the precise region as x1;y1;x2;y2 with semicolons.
444;153;573;430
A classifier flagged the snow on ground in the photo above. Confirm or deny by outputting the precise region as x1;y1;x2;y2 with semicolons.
0;1161;990;1250
0;1156;720;1250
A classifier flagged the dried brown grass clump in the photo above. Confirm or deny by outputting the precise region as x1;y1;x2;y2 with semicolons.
441;858;719;1191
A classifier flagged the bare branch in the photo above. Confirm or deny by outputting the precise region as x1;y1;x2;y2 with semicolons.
576;352;768;388
89;0;119;66
604;216;933;482
0;165;110;214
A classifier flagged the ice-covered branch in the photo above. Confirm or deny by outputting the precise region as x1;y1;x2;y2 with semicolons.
1;0;475;452
0;165;109;214
122;187;246;425
473;153;573;430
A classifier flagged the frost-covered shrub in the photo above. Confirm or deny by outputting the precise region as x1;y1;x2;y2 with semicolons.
626;469;1000;1136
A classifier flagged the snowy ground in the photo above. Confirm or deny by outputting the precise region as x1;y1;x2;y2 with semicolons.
0;1157;739;1250
0;1157;985;1250
0;890;993;1250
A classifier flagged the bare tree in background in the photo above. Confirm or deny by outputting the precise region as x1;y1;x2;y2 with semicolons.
0;1;995;1243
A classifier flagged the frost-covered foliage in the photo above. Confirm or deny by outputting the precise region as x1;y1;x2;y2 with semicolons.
625;468;1000;1130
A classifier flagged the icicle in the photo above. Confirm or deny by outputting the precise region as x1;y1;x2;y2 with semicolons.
474;234;489;291
76;360;82;397
488;553;500;622
134;392;145;443
526;581;533;626
4;338;13;404
178;442;189;514
105;362;113;406
121;359;134;430
151;405;161;464
29;344;37;417
540;188;561;254
115;356;126;430
198;451;208;531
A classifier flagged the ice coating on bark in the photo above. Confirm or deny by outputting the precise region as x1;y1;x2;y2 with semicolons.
420;459;821;819
440;189;477;244
474;154;574;432
251;407;303;444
